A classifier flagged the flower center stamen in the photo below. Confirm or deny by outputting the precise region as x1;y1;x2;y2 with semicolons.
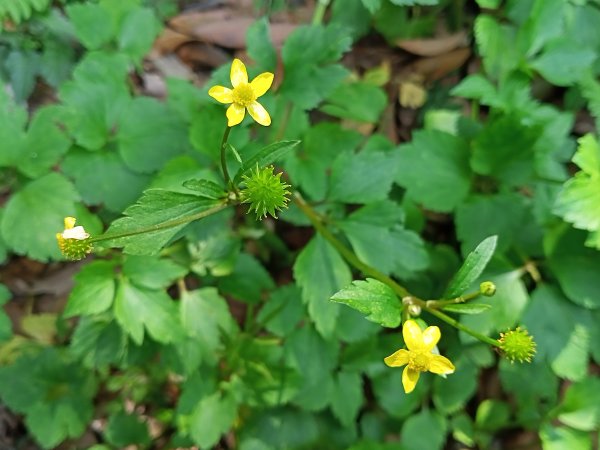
408;352;431;372
232;83;256;107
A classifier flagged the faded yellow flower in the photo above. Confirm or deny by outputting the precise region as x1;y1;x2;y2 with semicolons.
209;58;273;127
384;319;455;393
56;217;92;261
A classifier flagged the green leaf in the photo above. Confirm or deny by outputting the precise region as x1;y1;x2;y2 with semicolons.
450;74;498;103
433;358;478;414
123;255;186;290
445;236;497;298
547;228;600;309
321;82;387;123
531;38;596;86
523;285;592;381
101;189;224;256
118;7;160;62
0;88;27;167
189;391;237;448
182;179;226;199
395;130;472;213
471;116;538;186
0;284;12;342
329;151;398;203
475;399;511;431
441;303;492;314
247;18;277;71
118;97;188;173
294;235;352;336
105;411;150;447
233;140;300;184
114;278;182;345
64;260;118;317
281;63;350;111
0;348;96;449
282;24;352;67
555;377;600;431
1;173;79;261
361;0;382;13
554;134;600;248
5;50;40;102
331;278;401;328
61;149;151;213
474;15;518;80
540;423;592;450
400;410;447;450
257;284;304;337
180;288;236;366
218;253;275;304
390;0;438;4
70;317;127;368
16;106;70;178
331;371;363;427
59;52;130;150
475;0;501;7
66;3;115;49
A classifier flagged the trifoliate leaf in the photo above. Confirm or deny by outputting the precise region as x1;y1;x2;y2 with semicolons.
395;130;471;213
64;260;118;317
331;278;401;328
100;189;226;256
294;235;352;337
1;173;79;261
445;236;497;298
114;277;182;345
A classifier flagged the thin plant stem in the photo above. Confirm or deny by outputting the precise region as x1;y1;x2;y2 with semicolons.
424;307;501;348
220;125;233;187
312;0;331;25
90;202;229;243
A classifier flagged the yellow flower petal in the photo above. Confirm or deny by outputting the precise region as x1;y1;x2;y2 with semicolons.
422;326;441;351
402;366;420;393
384;349;409;367
226;103;245;126
403;320;424;351
428;354;455;374
64;217;76;229
247;101;271;126
250;72;274;97
230;58;248;88
208;85;233;104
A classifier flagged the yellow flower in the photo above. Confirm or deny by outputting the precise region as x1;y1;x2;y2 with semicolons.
56;217;92;261
384;320;455;393
208;58;273;127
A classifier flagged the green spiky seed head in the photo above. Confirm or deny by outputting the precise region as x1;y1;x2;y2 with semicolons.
240;165;291;219
480;281;497;297
498;327;536;363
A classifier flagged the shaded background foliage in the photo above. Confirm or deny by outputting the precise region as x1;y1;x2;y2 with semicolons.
1;0;600;449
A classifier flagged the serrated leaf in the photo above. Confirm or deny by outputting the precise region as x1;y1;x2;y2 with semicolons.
531;38;596;86
444;236;497;298
64;260;117;317
321;82;387;123
118;97;188;173
329;150;398;203
396;130;471;213
100;189;225;256
182;179;226;199
1;173;79;262
114;278;182;345
331;278;401;328
233;140;300;184
61;149;151;213
294;235;352;337
331;371;363;427
474;15;518;80
441;303;492;314
70;317;126;368
189;391;237;448
66;3;115;49
118;7;159;62
247;18;277;70
105;412;150;447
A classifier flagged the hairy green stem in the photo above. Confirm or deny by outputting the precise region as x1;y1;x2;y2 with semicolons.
426;290;481;307
90;202;229;243
293;192;501;348
220;126;233;187
312;0;331;25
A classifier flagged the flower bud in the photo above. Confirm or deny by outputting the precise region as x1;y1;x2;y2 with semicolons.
498;327;536;363
240;165;291;219
480;281;496;297
407;304;421;317
56;217;92;261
